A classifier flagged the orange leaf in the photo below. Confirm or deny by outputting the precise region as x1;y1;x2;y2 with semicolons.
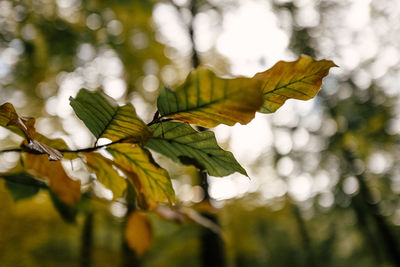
24;154;81;205
125;211;152;256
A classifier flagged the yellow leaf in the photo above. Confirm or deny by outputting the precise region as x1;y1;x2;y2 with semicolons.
157;67;264;128
83;152;127;199
107;144;175;210
125;211;152;256
0;102;63;160
101;104;152;145
255;55;337;113
23;154;81;205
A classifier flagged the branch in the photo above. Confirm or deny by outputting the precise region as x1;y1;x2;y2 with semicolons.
0;116;172;155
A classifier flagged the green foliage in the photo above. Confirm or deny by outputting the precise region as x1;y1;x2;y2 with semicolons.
146;121;247;177
3;172;43;201
70;89;152;144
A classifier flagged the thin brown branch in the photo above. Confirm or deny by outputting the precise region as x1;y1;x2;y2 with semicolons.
0;117;173;155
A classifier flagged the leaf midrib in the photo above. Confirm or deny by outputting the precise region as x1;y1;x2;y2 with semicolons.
263;72;320;96
161;88;238;117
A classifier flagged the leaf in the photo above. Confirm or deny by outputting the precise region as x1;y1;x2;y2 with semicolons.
70;89;152;144
255;55;337;113
106;143;174;209
23;153;81;205
1;172;78;222
49;191;78;223
146;121;247;177
125;211;152;256
157;67;264;128
0;102;63;160
3;172;43;201
83;152;127;199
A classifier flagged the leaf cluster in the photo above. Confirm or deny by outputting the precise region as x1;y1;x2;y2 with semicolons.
0;55;335;255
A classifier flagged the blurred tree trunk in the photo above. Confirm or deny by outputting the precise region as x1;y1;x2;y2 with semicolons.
291;203;316;266
344;150;400;267
187;0;226;265
199;171;226;267
80;212;94;267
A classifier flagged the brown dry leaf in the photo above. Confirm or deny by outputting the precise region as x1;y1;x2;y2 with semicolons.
125;211;152;256
0;102;63;161
24;153;81;205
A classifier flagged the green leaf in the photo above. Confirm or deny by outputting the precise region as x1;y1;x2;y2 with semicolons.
157;67;264;128
146;121;247;177
83;152;127;199
49;191;78;223
69;89;152;144
255;55;337;113
107;143;174;210
3;172;44;201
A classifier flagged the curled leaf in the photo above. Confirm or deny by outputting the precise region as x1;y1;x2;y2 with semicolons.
0;102;63;161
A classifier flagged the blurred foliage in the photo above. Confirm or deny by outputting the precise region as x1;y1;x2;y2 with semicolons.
1;0;400;266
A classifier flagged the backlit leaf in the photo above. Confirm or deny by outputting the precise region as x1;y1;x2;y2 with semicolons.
125;211;152;256
255;55;337;113
146;121;247;177
107;143;174;209
157;67;264;128
83;152;127;199
0;102;63;160
70;89;152;144
23;153;81;205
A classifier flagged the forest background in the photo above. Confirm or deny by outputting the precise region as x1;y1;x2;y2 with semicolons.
0;0;400;266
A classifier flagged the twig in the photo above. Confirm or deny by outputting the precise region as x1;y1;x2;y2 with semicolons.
0;115;171;155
